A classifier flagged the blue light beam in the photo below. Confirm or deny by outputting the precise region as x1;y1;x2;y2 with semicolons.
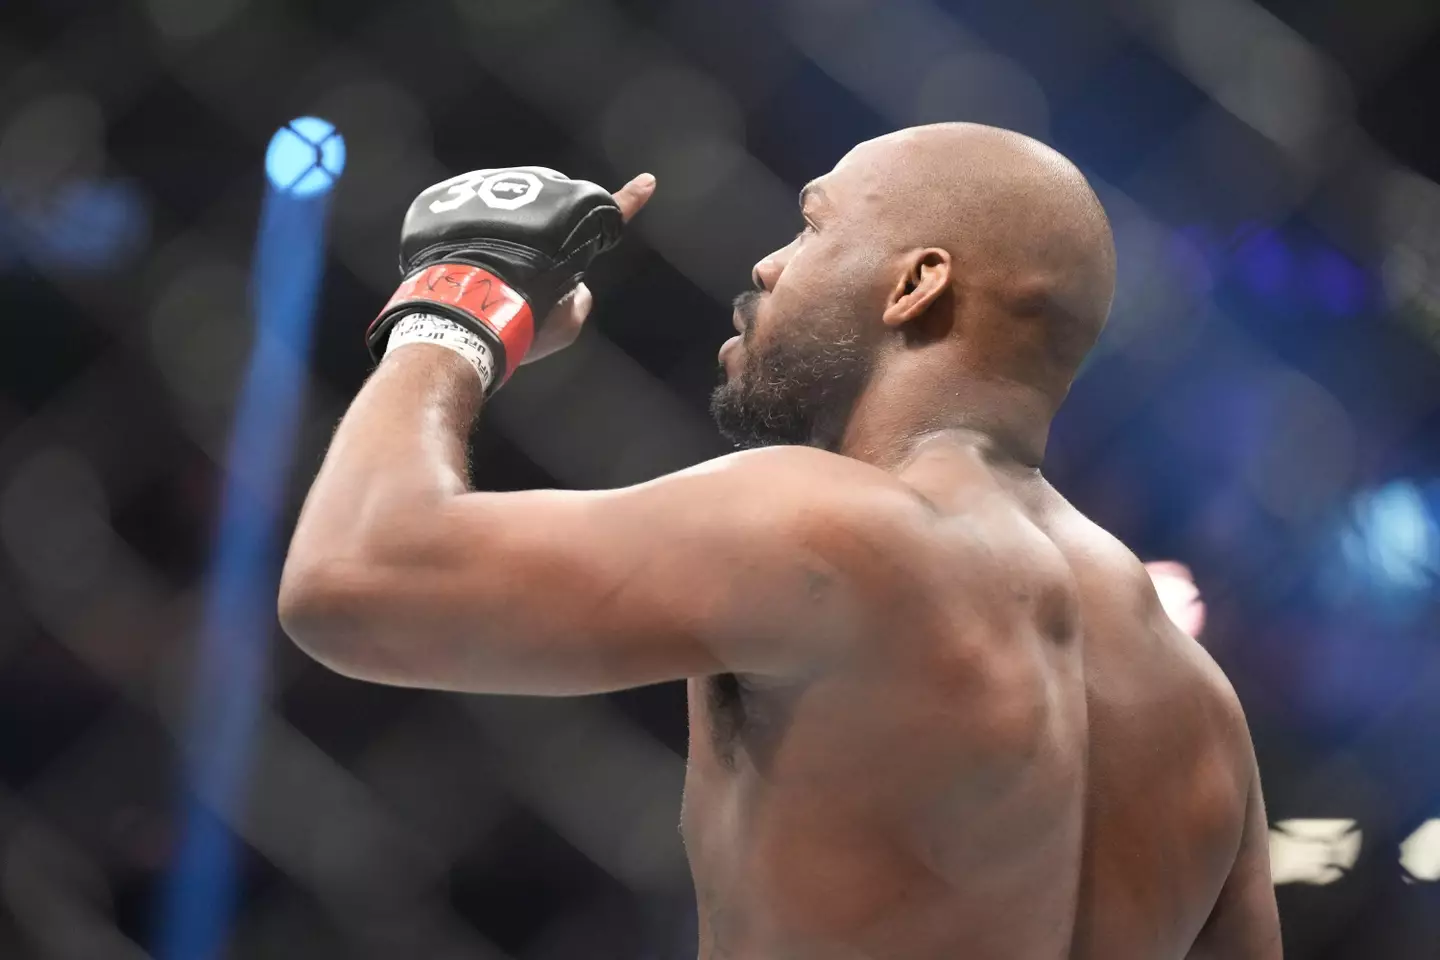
156;117;343;960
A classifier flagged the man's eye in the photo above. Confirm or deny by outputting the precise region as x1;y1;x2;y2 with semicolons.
794;222;815;242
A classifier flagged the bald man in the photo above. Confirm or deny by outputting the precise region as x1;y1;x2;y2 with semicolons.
281;124;1280;959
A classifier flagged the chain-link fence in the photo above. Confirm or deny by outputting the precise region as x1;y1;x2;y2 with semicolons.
2;0;1439;957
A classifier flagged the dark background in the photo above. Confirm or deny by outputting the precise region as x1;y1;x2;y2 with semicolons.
2;0;1439;957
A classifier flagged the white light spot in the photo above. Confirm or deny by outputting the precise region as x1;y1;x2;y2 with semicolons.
1269;819;1361;885
1400;819;1440;883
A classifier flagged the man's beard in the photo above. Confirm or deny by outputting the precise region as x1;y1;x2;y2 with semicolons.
709;293;874;451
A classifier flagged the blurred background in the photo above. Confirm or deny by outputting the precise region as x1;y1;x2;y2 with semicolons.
2;0;1439;957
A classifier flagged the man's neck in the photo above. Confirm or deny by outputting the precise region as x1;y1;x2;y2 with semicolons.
833;352;1056;473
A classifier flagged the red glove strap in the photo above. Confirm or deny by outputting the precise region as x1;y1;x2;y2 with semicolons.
380;263;535;385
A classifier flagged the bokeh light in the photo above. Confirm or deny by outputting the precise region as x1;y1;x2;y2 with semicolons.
265;118;346;198
4;1;1440;957
1339;481;1439;597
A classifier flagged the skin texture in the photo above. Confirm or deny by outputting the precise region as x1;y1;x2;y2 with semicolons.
281;124;1280;959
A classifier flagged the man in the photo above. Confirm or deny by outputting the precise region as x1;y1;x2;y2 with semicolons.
280;123;1279;958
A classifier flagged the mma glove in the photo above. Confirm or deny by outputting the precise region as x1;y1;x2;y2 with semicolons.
367;166;624;394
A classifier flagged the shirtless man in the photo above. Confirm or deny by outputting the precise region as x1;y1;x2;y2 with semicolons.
280;123;1280;959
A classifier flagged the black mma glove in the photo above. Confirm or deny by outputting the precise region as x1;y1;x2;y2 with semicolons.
367;166;624;393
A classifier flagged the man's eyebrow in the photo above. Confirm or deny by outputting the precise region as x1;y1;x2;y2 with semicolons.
799;182;826;210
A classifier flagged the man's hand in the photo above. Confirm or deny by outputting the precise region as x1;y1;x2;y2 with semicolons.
366;167;653;393
525;173;656;363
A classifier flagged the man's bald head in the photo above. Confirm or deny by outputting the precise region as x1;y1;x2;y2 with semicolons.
711;124;1116;453
836;123;1116;397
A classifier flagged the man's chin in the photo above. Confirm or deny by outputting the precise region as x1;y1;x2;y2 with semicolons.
709;382;805;450
709;337;870;451
709;386;753;448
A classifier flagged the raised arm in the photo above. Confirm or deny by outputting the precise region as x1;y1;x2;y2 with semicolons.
278;347;921;694
279;168;927;695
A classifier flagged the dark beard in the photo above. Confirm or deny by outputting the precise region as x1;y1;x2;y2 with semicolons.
709;298;873;451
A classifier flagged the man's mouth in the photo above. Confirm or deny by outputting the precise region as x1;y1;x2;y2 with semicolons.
732;290;761;336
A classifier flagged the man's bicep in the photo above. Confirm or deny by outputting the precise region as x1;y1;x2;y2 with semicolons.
524;476;883;680
349;449;912;694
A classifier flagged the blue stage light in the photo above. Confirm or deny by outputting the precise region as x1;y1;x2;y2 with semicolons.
158;117;341;960
265;116;346;197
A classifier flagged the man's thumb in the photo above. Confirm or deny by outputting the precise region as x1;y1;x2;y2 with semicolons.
613;173;656;223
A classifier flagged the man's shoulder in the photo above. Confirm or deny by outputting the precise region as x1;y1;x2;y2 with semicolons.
1050;506;1250;734
686;446;1075;612
692;445;919;497
685;446;939;544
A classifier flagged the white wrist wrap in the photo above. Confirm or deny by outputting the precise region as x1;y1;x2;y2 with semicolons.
384;312;497;389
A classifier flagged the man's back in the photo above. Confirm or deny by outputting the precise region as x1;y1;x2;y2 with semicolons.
681;442;1278;959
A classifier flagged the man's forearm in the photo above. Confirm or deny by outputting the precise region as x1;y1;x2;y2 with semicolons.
281;345;483;594
278;165;649;681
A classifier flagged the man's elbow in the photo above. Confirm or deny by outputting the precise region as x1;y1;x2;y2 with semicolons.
277;559;387;681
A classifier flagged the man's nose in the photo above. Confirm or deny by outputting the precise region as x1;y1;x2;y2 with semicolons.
752;248;785;292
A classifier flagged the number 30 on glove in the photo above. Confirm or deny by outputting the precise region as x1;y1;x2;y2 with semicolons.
366;166;624;394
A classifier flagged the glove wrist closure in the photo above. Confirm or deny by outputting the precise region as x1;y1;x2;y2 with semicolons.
370;262;534;394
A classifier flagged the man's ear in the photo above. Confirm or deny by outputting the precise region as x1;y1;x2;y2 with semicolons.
882;248;951;328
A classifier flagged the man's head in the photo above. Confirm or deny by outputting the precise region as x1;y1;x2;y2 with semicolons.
710;123;1117;455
